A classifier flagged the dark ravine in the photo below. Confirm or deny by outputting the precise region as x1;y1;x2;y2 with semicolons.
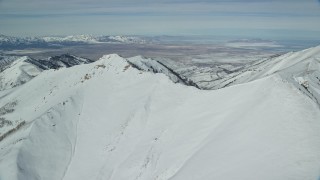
126;57;201;89
154;61;201;89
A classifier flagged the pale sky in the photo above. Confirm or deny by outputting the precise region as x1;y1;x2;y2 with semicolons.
0;0;320;40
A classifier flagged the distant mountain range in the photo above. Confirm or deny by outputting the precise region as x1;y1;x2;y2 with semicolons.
0;34;147;49
1;34;319;52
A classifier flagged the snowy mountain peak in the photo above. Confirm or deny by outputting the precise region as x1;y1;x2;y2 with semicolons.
99;54;129;68
100;53;123;60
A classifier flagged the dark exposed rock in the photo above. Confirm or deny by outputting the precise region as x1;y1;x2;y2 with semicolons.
26;54;93;70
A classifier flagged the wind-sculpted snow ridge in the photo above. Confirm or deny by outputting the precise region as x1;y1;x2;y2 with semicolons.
0;49;320;180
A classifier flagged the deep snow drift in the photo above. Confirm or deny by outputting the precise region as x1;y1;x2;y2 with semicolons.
0;47;320;180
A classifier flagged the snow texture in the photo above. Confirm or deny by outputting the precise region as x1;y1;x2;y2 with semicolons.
0;47;320;180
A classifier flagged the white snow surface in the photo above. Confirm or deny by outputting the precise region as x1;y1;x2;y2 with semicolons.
0;56;42;91
0;49;320;180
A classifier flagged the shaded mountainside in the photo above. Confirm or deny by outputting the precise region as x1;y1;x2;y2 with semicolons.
127;56;200;88
26;54;93;70
0;48;319;180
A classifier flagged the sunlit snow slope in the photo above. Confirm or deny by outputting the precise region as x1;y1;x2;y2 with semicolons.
0;48;320;180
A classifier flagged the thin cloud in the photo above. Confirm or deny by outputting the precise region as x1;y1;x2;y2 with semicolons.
0;0;319;39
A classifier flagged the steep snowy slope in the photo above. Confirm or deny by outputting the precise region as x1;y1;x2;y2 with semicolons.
128;56;199;88
128;54;277;90
0;54;93;91
0;53;319;180
0;56;42;91
0;55;20;71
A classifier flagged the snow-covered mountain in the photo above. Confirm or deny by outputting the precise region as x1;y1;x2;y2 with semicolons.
210;46;320;105
172;61;248;90
0;56;42;91
127;56;199;88
42;35;100;44
0;55;21;71
0;46;320;180
41;35;146;44
0;35;47;49
26;54;93;70
0;54;93;91
0;34;147;48
108;36;147;44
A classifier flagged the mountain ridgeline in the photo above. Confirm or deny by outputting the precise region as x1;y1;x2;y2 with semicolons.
1;46;320;107
0;46;320;180
0;54;200;90
0;34;147;49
